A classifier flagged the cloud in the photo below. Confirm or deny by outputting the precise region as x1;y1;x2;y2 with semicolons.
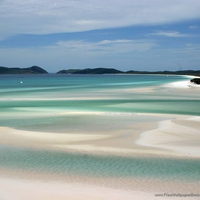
0;0;200;38
149;31;191;37
189;26;199;29
184;43;200;54
56;39;156;53
0;39;157;71
1;40;200;72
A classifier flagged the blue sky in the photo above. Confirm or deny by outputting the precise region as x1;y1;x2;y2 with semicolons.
0;0;200;73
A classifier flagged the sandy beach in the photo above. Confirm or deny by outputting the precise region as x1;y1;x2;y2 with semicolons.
1;111;200;200
0;78;200;200
0;111;200;158
1;176;199;200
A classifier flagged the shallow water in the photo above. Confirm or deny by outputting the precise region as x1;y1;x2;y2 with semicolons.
0;145;200;182
0;74;200;182
0;74;199;131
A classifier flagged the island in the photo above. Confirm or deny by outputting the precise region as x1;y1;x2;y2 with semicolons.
57;68;200;76
0;66;48;74
190;78;200;85
57;68;123;74
0;66;199;78
125;69;200;76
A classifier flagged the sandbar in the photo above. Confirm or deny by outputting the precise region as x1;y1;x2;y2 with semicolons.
1;78;200;200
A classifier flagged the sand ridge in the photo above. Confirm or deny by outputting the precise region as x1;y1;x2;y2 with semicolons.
1;113;200;158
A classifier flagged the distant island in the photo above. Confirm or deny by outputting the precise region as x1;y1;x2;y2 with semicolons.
57;68;200;77
0;66;48;74
0;66;200;84
57;68;122;74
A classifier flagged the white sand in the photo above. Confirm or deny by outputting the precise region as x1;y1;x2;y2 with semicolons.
163;79;200;89
136;116;200;157
1;113;200;158
0;126;111;148
1;177;198;200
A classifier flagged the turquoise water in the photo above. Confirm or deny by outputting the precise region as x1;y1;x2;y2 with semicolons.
0;74;200;182
0;74;199;132
0;74;190;96
0;73;198;129
0;145;200;182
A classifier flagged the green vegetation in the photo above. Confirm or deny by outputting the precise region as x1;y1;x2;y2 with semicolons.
190;78;200;85
0;66;200;76
0;66;48;74
57;68;200;76
57;68;123;74
126;70;200;76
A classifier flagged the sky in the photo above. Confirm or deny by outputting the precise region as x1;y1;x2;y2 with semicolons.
0;0;200;73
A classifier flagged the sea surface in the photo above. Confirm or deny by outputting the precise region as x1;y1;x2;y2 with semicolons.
0;74;200;183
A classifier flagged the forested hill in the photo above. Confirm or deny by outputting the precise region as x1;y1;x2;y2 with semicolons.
0;66;199;76
57;68;123;74
0;66;48;74
57;68;200;76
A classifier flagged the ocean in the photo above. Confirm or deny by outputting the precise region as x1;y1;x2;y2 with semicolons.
0;74;198;131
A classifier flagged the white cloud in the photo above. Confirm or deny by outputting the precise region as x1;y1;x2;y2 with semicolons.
189;26;199;29
1;40;200;72
0;0;200;38
149;31;190;37
56;39;156;53
0;39;157;71
184;43;200;54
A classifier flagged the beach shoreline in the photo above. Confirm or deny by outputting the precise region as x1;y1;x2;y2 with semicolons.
0;75;200;200
0;111;200;159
